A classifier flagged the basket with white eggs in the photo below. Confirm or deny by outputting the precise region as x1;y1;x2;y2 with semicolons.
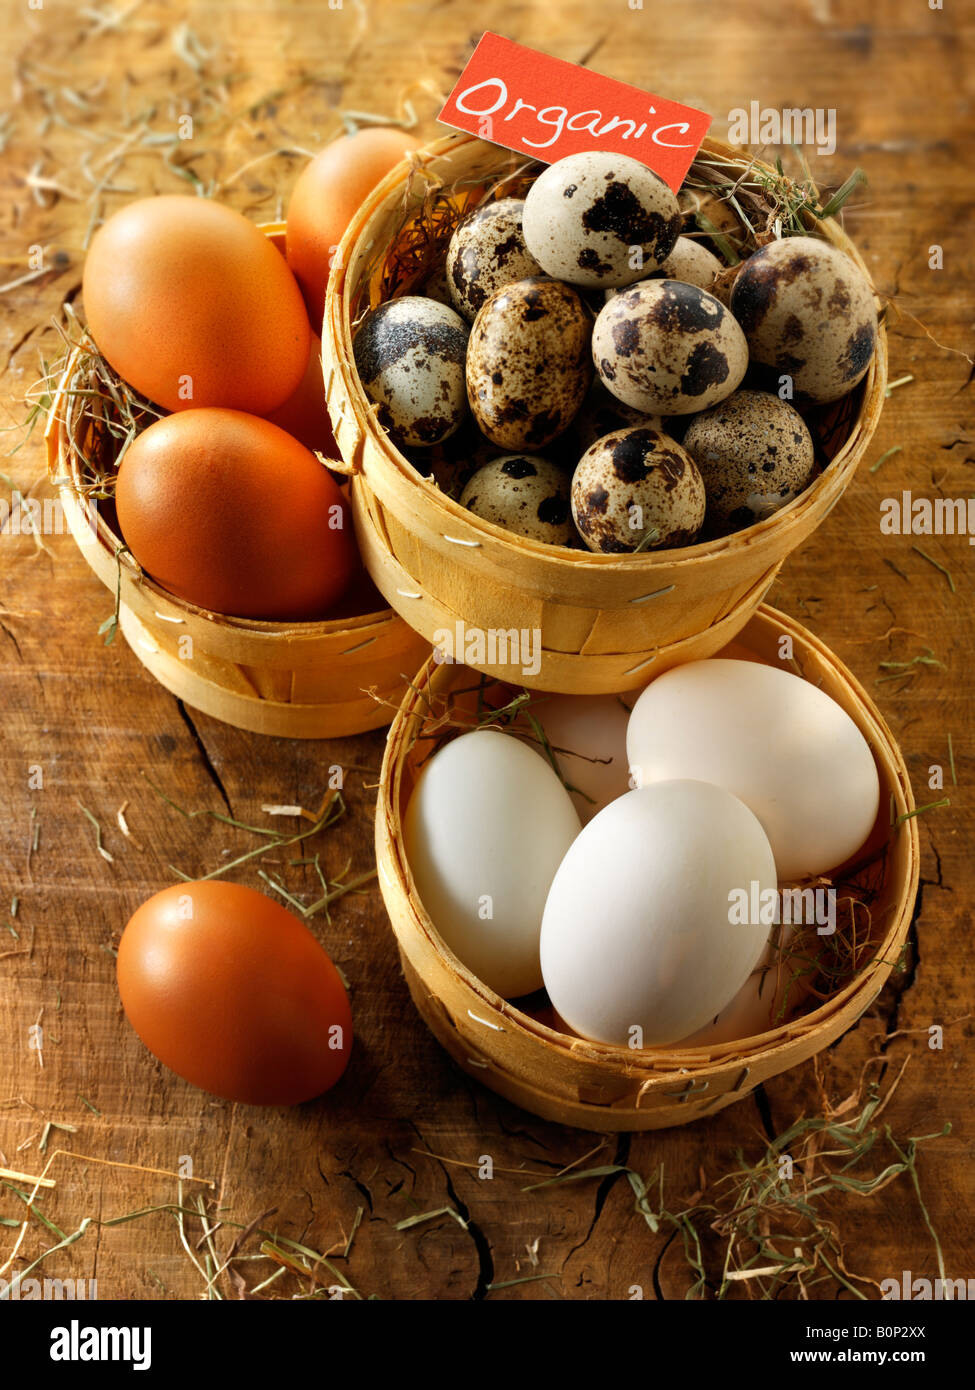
376;606;917;1132
324;132;887;694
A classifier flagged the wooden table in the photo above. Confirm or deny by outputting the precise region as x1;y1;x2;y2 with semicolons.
1;0;971;1301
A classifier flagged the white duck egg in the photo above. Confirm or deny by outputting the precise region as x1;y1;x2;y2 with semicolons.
540;780;776;1045
672;923;804;1047
403;730;581;999
626;658;881;880
526;692;637;823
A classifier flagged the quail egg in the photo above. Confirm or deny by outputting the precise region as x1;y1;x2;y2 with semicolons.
729;235;878;403
654;235;724;290
522;151;682;289
603;238;723;302
460;455;574;544
467;277;592;452
682;389;817;532
353;296;469;447
566;382;663;456
420;264;454;307
571;426;706;553
401;414;501;497
446;197;546;322
593;279;748;414
678;188;746;250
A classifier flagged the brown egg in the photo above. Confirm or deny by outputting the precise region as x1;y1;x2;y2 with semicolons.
286;127;422;329
263;332;338;456
327;561;388;620
115;409;357;619
82;196;310;415
730;235;878;403
571;427;706;553
117;882;353;1106
466;277;592;452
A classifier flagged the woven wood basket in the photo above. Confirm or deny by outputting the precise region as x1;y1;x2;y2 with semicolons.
43;225;429;739
323;133;888;694
376;605;918;1132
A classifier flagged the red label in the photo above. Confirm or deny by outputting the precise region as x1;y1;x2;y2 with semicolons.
438;33;711;192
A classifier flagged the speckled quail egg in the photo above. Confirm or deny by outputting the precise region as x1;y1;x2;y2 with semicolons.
603;238;723;301
467;277;592;452
682;389;817;533
566;382;663;456
522;151;682;289
729;235;878;403
593;279;748;415
420;263;454;307
678;188;745;248
460;455;574;544
654;235;724;290
401;415;501;497
571;426;706;553
446;197;546;322
353;296;469;448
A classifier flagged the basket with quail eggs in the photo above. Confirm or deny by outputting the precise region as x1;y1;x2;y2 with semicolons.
323;132;887;693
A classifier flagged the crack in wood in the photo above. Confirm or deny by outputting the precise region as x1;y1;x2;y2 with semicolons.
174;700;233;817
339;1168;374;1214
442;1168;493;1300
563;1132;630;1267
876;838;946;1053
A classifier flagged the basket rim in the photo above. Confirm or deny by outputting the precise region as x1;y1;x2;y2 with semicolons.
327;130;888;573
43;332;402;642
376;602;920;1083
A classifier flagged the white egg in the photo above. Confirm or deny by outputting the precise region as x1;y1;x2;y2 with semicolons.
626;659;880;880
672;924;802;1047
540;780;776;1045
403;730;581;998
528;692;636;823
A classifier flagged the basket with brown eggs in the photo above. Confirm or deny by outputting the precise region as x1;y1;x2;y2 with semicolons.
44;210;430;738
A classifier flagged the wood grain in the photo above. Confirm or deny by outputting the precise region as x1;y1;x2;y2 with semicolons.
1;0;972;1300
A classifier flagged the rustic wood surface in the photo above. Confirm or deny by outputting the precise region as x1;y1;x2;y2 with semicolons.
1;0;972;1301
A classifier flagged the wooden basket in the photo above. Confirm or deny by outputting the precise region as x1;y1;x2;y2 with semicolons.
43;225;430;739
376;605;918;1132
323;134;888;694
